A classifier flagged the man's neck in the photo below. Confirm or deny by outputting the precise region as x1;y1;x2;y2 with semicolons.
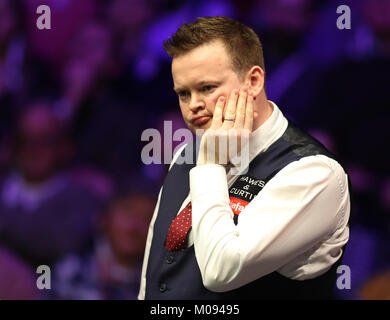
252;94;274;132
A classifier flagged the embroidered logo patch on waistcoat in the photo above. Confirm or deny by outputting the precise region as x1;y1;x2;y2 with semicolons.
228;175;268;224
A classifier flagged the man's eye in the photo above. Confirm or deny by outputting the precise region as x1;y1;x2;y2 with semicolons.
201;85;214;92
178;91;189;98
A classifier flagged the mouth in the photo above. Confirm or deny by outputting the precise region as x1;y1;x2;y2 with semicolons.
191;116;211;126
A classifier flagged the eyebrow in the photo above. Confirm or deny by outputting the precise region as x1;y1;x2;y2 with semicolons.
173;86;186;93
173;80;221;93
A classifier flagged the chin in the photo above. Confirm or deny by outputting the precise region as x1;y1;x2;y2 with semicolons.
198;120;212;129
193;124;210;135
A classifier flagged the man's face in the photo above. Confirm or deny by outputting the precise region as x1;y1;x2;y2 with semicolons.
172;40;244;133
16;106;63;183
105;196;153;259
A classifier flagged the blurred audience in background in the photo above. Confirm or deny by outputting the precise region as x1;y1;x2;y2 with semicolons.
0;246;40;299
47;190;154;300
0;0;25;105
53;19;143;186
23;0;97;68
0;103;99;267
0;0;388;299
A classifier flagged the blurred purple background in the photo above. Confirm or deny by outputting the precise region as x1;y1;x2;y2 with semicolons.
0;0;389;300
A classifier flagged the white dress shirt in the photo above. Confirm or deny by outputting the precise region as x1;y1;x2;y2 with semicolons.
138;101;350;298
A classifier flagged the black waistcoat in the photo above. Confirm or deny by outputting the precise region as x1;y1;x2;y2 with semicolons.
145;122;348;300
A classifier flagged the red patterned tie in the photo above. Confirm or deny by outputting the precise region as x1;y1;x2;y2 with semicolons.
165;202;192;251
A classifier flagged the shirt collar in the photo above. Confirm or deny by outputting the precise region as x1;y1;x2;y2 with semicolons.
248;100;288;162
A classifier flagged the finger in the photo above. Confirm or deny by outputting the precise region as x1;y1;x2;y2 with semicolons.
210;96;225;129
233;87;248;129
244;93;254;132
222;89;239;129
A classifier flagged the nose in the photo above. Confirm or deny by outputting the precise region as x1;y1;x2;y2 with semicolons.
188;93;205;113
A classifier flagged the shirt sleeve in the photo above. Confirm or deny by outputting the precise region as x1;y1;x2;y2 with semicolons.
189;155;350;292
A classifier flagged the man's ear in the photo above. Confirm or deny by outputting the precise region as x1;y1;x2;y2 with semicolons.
245;66;264;99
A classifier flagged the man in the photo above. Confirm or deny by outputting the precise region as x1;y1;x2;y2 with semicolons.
0;102;98;267
139;16;350;299
48;190;154;300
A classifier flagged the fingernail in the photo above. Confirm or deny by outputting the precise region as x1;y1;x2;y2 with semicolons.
219;96;225;102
